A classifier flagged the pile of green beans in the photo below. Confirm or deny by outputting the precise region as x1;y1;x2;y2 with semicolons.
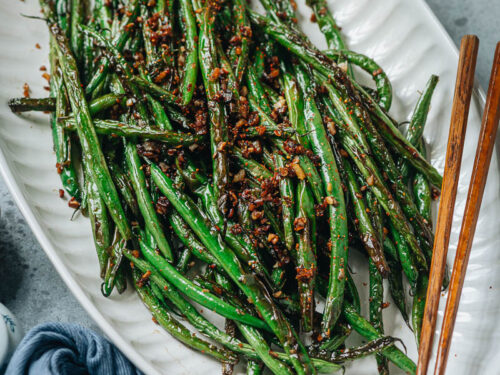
9;0;446;373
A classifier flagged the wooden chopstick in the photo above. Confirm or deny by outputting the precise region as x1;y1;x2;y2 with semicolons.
433;41;500;375
416;35;479;375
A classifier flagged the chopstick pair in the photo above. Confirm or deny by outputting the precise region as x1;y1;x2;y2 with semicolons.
417;36;500;375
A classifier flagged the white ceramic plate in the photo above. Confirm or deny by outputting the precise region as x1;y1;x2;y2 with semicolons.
0;0;498;374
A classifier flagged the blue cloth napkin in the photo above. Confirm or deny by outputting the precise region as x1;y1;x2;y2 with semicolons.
4;323;143;375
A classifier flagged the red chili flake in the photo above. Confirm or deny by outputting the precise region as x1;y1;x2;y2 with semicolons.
293;217;306;232
124;22;135;32
23;83;30;98
40;65;47;71
296;266;314;281
209;67;221;82
42;72;50;82
381;301;390;309
268;68;280;78
58;189;65;198
131;250;140;258
267;233;279;244
137;270;152;287
310;13;317;22
68;197;80;209
35;43;41;49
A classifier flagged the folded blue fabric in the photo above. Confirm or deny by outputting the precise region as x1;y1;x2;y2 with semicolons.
4;323;143;375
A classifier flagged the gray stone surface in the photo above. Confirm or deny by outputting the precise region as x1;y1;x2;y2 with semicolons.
0;188;100;335
0;0;497;343
425;0;500;90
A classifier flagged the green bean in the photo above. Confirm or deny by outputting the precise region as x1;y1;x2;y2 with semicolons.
328;75;433;260
81;26;151;122
369;259;389;375
339;155;388;276
321;94;427;270
50;23;131;240
305;0;354;78
325;49;392;110
199;277;341;374
94;0;112;38
148;162;316;375
85;0;140;95
389;223;418;289
8;97;54;112
293;65;348;336
233;148;273;180
168;211;221;267
246;66;272;115
384;237;410;325
10;93;122;116
49;39;81;201
125;243;269;330
195;183;270;278
271;267;286;290
126;75;179;106
199;7;229;213
247;361;263;375
274;152;295;251
412;274;428;347
124;140;174;260
282;71;310;149
55;0;69;36
140;6;159;69
359;86;442;188
61;118;203;145
131;269;237;364
215;40;242;110
255;127;324;206
70;0;84;64
345;269;361;314
237;322;293;375
87;93;123;114
139;69;174;132
230;0;250;84
150;281;172;310
102;231;127;297
305;0;343;50
316;337;397;363
411;141;434;345
250;11;441;187
108;162;140;218
316;323;351;352
179;0;199;105
246;98;295;136
413;145;432;224
222;320;237;375
343;302;417;374
84;160;112;279
132;256;257;355
261;82;281;107
175;157;207;189
295;180;316;332
397;75;439;181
